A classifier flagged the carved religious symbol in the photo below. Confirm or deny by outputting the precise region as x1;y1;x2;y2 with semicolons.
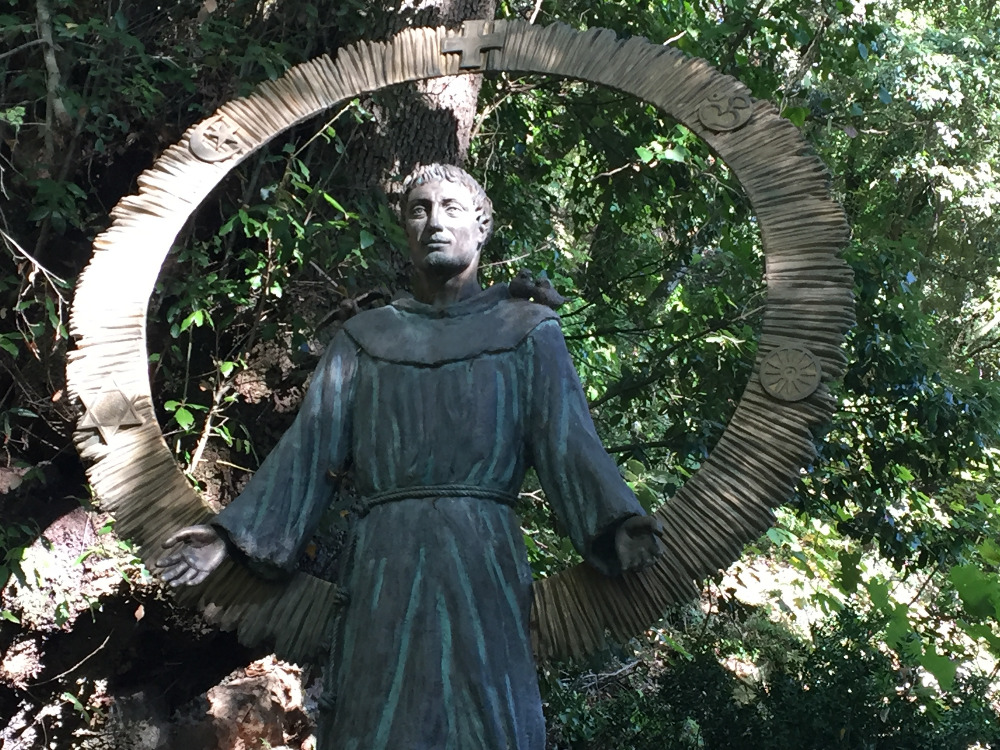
78;385;144;443
189;114;243;162
760;346;822;402
698;90;754;132
441;19;506;70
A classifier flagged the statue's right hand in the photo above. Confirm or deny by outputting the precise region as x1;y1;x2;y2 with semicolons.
154;524;228;587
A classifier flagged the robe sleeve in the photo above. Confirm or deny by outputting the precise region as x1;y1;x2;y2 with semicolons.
213;331;357;577
526;319;644;576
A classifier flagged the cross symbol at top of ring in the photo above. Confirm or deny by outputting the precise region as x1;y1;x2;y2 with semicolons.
441;20;506;70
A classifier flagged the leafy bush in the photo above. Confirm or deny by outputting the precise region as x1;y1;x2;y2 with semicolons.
545;609;1000;749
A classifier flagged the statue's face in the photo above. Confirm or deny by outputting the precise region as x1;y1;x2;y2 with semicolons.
404;179;485;278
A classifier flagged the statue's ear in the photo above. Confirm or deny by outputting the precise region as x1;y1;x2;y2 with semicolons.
475;218;488;252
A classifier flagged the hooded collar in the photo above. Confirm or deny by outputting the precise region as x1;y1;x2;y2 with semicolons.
342;283;557;366
390;283;511;318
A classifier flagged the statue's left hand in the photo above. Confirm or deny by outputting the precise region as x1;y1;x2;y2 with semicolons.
615;515;664;572
155;524;228;587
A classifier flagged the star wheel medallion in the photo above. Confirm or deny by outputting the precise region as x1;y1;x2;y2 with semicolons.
78;385;144;443
760;346;822;402
189;114;243;162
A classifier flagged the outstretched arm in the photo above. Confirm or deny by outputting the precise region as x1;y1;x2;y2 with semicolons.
527;319;663;576
156;525;227;586
156;332;358;586
211;332;358;576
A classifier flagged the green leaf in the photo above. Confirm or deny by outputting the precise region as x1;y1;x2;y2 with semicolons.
635;146;655;163
979;539;1000;567
625;459;645;477
866;579;891;612
323;193;347;214
781;106;810;128
45;296;58;329
959;621;1000;658
949;564;1000;619
858;41;869;60
174;407;195;431
179;309;204;332
766;527;796;547
0;610;19;624
163;400;180;411
919;644;958;691
788;550;814;578
635;484;658;513
885;604;912;648
837;549;862;593
359;230;376;249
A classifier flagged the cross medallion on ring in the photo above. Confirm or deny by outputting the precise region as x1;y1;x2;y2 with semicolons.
441;20;506;70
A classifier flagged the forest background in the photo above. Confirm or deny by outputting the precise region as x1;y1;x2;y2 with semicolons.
2;0;1000;747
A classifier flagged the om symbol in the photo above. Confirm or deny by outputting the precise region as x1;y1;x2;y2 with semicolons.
698;90;754;132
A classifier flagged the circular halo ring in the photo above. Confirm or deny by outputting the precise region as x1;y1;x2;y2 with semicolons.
68;21;853;663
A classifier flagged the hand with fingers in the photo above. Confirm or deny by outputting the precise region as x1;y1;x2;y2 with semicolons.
614;515;664;572
155;524;228;587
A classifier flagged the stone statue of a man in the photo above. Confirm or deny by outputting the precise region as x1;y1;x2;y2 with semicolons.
157;164;662;749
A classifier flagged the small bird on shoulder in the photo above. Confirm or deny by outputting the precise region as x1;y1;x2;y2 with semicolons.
509;268;567;309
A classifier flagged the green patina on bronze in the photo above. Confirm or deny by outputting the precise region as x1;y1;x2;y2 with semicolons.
67;20;852;684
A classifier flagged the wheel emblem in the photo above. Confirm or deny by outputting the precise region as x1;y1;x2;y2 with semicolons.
760;346;822;402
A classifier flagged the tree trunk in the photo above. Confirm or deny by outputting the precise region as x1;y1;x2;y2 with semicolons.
348;0;497;195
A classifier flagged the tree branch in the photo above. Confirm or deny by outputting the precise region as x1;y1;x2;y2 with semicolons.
0;228;67;301
606;439;678;455
188;382;233;476
962;335;1000;361
564;321;676;341
779;13;832;108
718;0;769;73
588;327;718;408
0;38;46;62
528;0;543;24
36;0;72;164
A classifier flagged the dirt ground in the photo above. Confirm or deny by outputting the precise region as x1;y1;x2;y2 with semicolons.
1;486;320;750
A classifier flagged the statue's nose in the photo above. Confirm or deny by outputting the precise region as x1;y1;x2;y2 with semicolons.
426;204;444;230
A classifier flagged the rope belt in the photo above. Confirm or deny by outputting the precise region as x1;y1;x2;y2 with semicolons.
353;484;519;517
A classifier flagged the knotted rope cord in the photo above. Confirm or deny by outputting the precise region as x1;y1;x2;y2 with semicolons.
353;484;519;517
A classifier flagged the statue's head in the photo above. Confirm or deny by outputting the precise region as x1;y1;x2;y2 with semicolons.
402;164;494;243
402;164;493;302
401;164;493;284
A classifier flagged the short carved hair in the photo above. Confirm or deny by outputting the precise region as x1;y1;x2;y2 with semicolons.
402;163;494;246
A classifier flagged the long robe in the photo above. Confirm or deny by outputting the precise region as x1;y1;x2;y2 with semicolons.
215;284;644;750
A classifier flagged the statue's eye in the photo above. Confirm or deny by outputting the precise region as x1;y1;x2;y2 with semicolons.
445;205;461;216
409;205;426;218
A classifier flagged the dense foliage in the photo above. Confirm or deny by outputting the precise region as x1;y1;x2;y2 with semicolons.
3;0;1000;746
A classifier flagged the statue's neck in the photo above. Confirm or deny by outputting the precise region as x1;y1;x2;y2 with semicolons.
411;271;482;308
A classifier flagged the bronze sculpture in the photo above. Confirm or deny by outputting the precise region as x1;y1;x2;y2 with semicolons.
68;21;852;742
157;164;663;748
